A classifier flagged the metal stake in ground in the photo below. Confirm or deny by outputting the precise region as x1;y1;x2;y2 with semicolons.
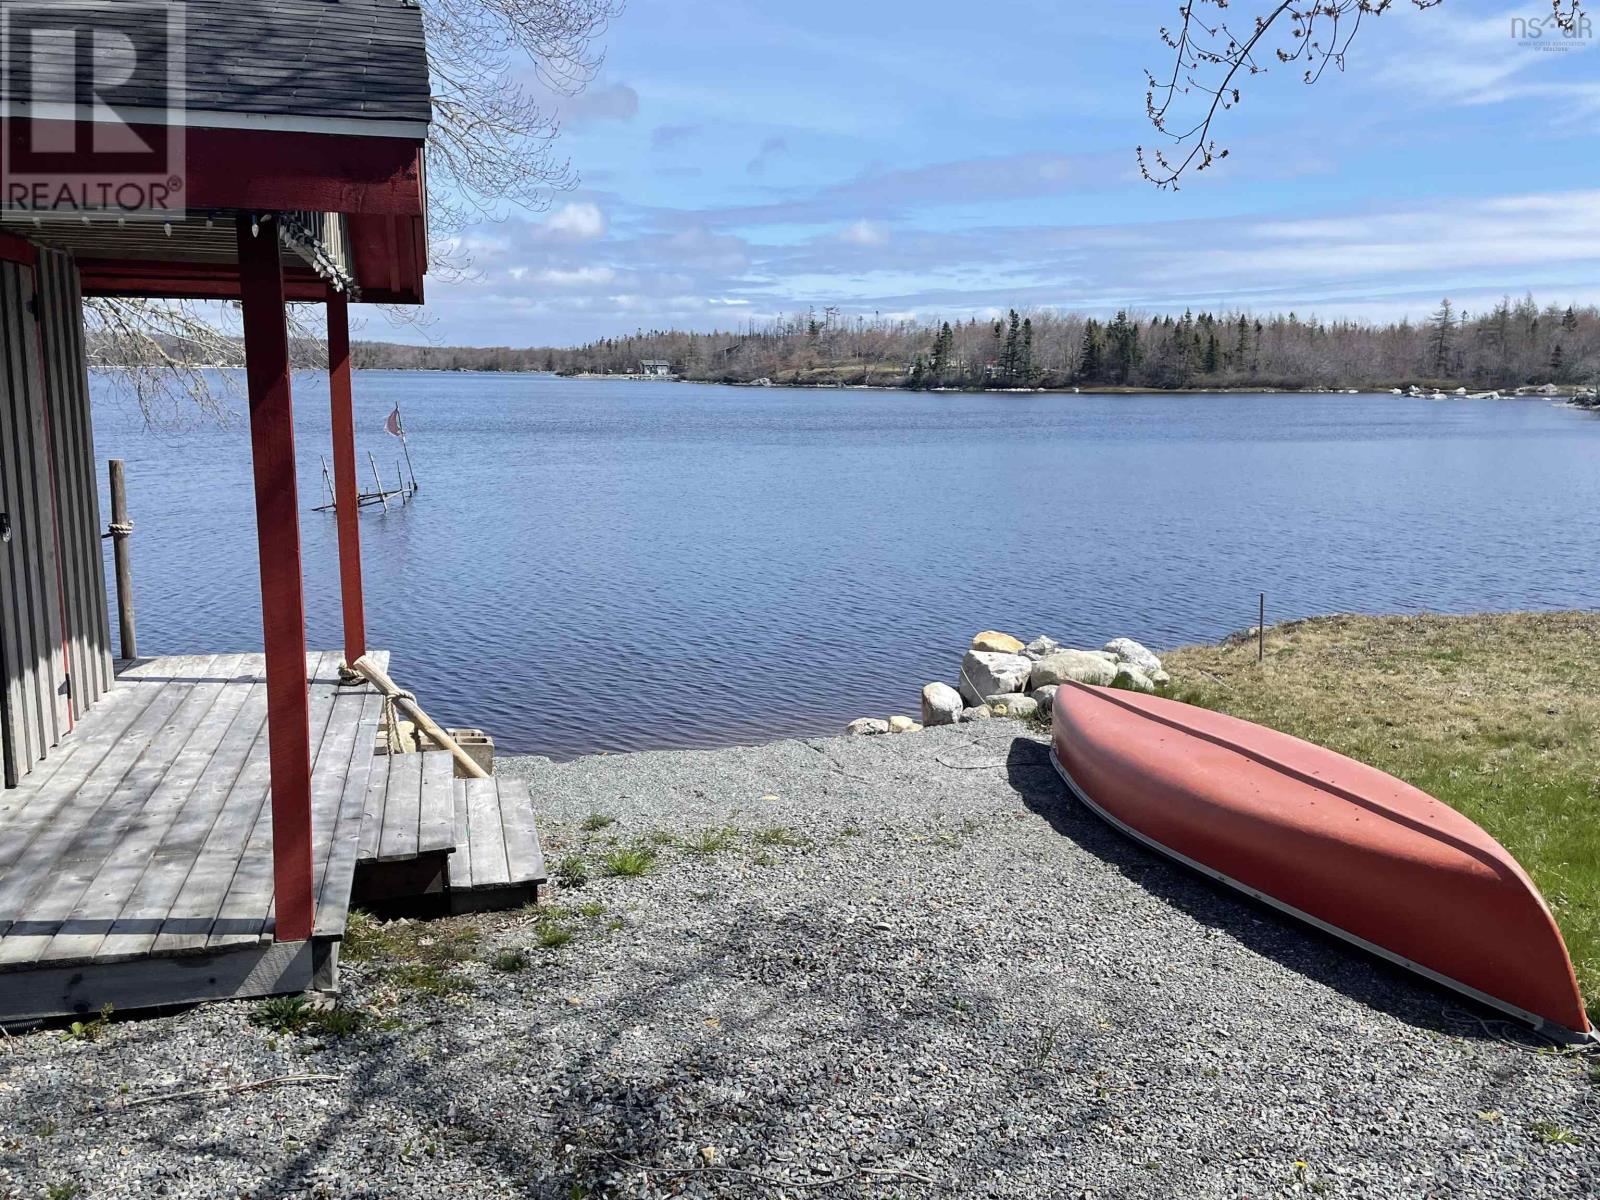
1258;592;1266;665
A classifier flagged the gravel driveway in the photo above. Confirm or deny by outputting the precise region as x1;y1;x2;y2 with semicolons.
2;724;1595;1198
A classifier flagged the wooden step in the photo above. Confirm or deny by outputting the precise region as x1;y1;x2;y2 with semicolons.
448;776;546;911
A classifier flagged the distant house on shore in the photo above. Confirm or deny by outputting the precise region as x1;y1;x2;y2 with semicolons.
640;360;674;377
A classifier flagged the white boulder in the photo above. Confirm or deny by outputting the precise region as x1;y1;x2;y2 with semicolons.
1112;663;1156;694
888;715;922;734
960;705;993;722
846;718;890;736
959;651;1032;706
921;682;965;728
1030;650;1116;688
1023;636;1062;661
985;694;1039;720
1030;684;1059;714
1103;637;1162;675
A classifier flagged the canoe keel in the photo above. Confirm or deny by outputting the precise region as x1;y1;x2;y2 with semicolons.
1050;684;1592;1042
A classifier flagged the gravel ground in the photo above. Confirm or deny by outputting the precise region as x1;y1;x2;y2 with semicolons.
2;724;1596;1198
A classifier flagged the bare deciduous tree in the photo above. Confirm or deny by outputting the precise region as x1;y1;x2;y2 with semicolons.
89;0;623;422
1139;0;1583;189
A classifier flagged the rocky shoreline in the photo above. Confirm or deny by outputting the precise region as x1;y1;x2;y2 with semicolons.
845;630;1169;736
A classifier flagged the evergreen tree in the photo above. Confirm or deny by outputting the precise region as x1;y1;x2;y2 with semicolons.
1078;319;1104;381
1562;305;1579;332
1550;342;1565;380
1020;317;1035;384
1429;298;1456;375
1204;332;1220;376
1105;310;1141;384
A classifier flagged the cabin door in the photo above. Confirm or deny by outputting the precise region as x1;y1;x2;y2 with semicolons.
0;258;72;787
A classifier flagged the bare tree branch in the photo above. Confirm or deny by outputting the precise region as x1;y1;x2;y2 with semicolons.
1140;0;1583;189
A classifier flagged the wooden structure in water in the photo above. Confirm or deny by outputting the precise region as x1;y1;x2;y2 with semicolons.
0;2;545;1023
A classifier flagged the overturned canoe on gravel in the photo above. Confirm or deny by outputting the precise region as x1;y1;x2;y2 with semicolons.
1050;682;1592;1040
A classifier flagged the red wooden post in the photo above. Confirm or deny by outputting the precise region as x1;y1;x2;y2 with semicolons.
237;213;315;944
325;292;367;668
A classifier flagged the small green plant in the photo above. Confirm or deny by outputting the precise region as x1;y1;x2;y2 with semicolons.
1532;1120;1582;1145
646;829;678;847
1032;1021;1062;1069
556;853;589;887
535;920;574;949
388;962;470;997
45;1182;82;1200
576;900;606;918
251;995;370;1038
949;996;971;1014
603;846;657;877
933;830;962;849
684;826;738;855
492;949;531;973
753;826;810;849
1022;706;1053;734
606;918;624;933
580;813;616;833
59;1003;113;1043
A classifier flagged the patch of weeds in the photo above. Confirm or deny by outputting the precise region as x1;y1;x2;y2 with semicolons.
839;824;863;839
753;826;811;849
602;846;658;877
580;813;616;833
576;900;606;918
59;1004;112;1043
492;949;531;973
684;826;738;855
388;963;470;998
46;1183;82;1200
933;830;962;849
646;829;679;847
250;996;370;1039
1531;1120;1582;1145
606;918;624;933
1031;1022;1062;1069
949;996;971;1014
535;919;574;950
555;853;589;887
1022;707;1053;734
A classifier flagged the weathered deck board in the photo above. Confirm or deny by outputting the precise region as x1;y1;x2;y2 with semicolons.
314;674;387;940
445;777;546;898
377;752;422;863
418;751;456;856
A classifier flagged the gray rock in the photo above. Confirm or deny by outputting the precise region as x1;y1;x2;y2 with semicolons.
984;694;1039;720
920;682;965;728
1023;636;1062;661
1030;650;1116;688
1030;684;1059;713
959;650;1032;706
1104;637;1162;674
845;717;890;736
1112;663;1156;694
960;705;993;722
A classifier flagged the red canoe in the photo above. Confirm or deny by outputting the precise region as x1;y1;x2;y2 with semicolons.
1050;682;1591;1039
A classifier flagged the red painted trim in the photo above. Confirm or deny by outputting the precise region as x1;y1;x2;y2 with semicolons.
76;259;334;302
237;215;315;945
5;122;426;217
326;293;367;668
0;231;38;267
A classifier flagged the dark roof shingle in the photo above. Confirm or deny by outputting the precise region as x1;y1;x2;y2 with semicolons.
2;0;430;128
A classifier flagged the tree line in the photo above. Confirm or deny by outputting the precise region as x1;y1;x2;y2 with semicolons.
349;296;1600;392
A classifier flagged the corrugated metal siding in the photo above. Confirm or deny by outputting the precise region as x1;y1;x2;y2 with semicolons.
0;261;71;785
36;251;114;713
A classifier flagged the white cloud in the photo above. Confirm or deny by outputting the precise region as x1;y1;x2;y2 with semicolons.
533;266;618;287
541;202;608;241
840;219;890;246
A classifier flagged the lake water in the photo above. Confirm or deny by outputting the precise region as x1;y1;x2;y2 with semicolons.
89;374;1600;759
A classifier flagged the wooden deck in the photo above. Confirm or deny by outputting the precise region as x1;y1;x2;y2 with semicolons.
0;652;385;1022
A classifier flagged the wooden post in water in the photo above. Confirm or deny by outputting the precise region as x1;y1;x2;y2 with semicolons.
367;452;389;512
108;459;137;661
1258;593;1266;665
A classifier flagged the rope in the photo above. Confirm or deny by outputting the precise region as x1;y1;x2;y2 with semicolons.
106;521;133;537
381;690;421;753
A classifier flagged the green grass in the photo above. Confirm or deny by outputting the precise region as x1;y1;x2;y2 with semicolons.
576;900;607;918
555;853;589;887
492;949;531;973
534;919;574;949
602;846;658;877
753;826;811;849
580;813;616;832
341;909;479;999
250;995;371;1038
684;826;739;855
1167;612;1600;1021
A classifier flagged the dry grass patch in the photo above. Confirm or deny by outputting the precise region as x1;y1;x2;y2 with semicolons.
1166;611;1600;1019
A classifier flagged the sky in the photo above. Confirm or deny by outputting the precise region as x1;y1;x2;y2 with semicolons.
406;0;1600;347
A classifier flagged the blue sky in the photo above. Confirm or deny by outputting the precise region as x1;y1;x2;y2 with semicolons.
411;0;1600;346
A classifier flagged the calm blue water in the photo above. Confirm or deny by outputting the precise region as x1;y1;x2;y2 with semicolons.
89;373;1600;758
